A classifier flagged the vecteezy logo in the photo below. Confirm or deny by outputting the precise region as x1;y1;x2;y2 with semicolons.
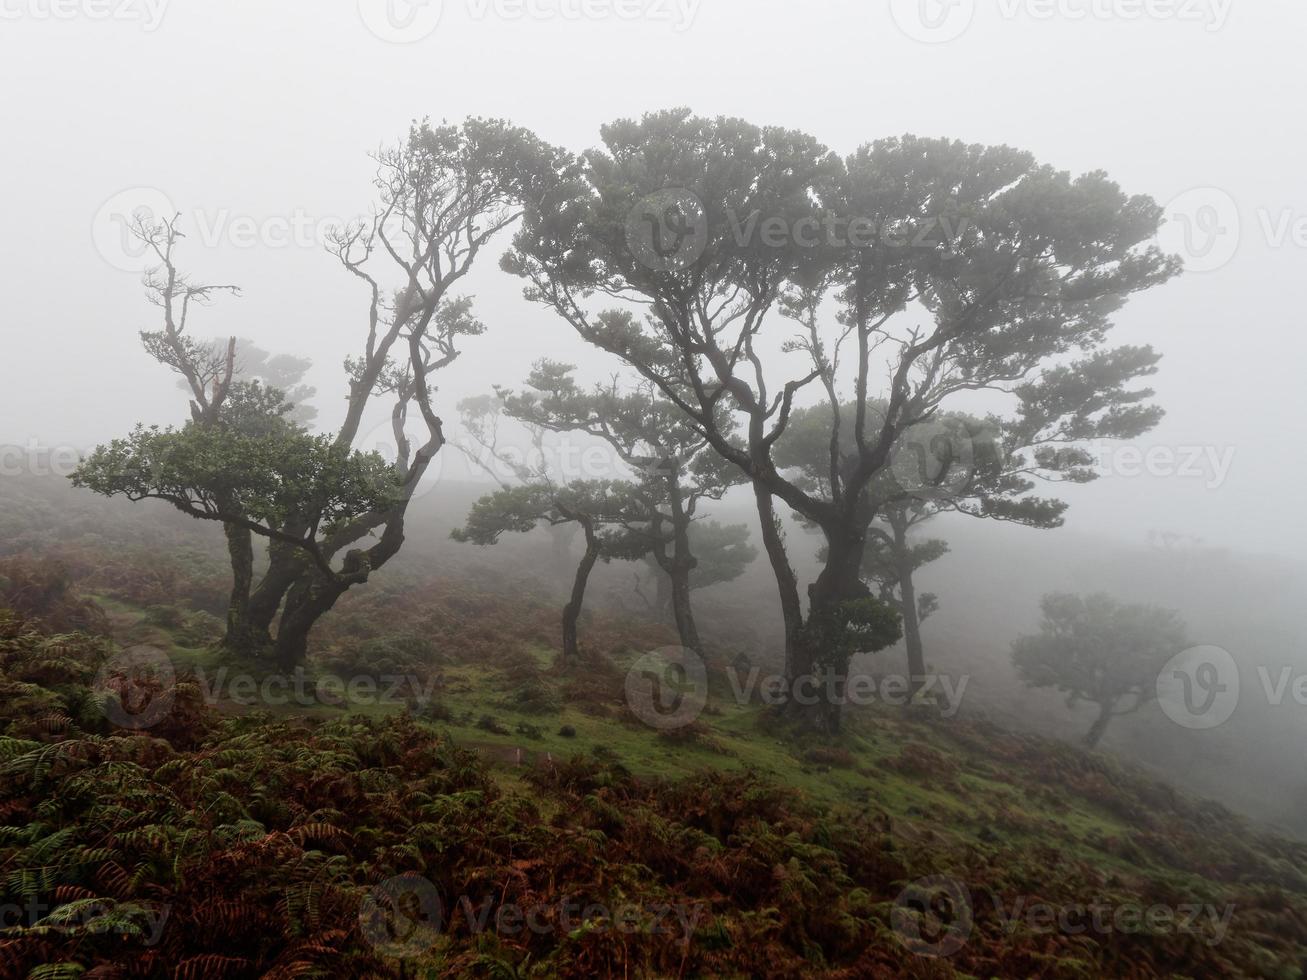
624;646;708;730
1157;187;1241;273
890;416;976;500
359;874;443;958
891;875;972;957
624;189;709;273
889;0;976;44
92;186;177;272
358;0;443;42
93;645;177;730
1156;644;1239;730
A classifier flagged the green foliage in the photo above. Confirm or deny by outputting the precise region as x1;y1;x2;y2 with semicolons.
452;480;651;560
72;421;401;537
800;597;903;674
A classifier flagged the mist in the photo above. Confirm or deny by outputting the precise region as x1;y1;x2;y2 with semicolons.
2;3;1306;977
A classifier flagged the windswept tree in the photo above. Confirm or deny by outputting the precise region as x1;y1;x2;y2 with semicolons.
506;108;1179;731
497;360;748;653
75;119;568;667
776;345;1165;701
1012;593;1189;748
452;480;650;663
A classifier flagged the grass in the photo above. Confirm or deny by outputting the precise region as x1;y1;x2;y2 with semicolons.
95;590;1230;890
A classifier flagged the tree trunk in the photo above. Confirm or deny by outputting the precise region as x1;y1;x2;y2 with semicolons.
790;524;872;735
1084;700;1115;749
561;517;600;666
890;512;927;704
653;565;672;616
666;562;700;653
247;541;303;639
219;522;255;651
272;573;352;670
752;482;804;677
660;472;701;654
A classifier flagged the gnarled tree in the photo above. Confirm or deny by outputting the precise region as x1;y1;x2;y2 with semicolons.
452;480;650;664
506;109;1179;731
497;360;748;654
75;119;568;666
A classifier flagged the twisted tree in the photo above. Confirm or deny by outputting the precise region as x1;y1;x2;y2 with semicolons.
505;109;1179;731
75;119;568;666
497;360;749;653
452;480;650;664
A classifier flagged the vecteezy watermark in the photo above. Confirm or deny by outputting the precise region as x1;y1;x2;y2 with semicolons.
359;875;704;958
1157;187;1242;274
992;896;1234;948
625;646;710;730
193;666;443;711
0;441;84;479
0;897;171;945
91;187;375;272
891;876;973;957
0;0;169;31
1155;646;1307;731
1158;188;1307;274
623;189;973;273
92;650;445;731
891;877;1236;959
358;0;699;42
357;0;443;42
890;0;1233;44
459;431;646;486
359;875;444;959
93;644;177;730
1090;441;1237;489
623;648;970;731
1156;644;1239;731
625;189;709;273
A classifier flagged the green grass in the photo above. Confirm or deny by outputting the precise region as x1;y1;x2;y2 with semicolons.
92;593;1277;902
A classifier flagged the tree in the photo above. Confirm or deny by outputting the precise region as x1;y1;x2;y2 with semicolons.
452;480;649;663
1012;593;1189;748
496;360;748;653
506;109;1179;731
776;346;1165;703
183;338;318;426
635;520;757;619
75;118;568;667
453;391;581;568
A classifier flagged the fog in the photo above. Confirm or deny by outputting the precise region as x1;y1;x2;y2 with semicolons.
2;5;1306;975
3;1;1305;556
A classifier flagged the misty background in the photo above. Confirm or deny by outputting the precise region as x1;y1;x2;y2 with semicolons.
2;2;1305;828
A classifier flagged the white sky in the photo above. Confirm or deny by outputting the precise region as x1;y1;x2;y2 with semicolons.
1;0;1303;556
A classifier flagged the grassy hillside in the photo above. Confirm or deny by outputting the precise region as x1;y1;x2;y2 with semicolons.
3;561;1307;978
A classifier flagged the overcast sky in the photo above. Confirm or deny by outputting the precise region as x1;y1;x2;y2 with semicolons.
2;0;1302;557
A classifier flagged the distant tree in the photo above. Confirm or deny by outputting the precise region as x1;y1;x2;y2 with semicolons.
75;119;568;667
1012;593;1189;748
636;520;757;618
452;480;649;663
453;392;580;567
185;338;318;426
497;360;750;654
